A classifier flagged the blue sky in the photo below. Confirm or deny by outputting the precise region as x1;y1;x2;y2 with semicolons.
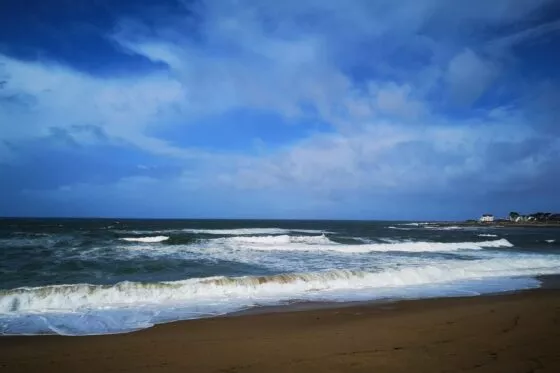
1;0;559;220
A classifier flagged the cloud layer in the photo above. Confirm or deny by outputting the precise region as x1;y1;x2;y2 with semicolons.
1;0;559;219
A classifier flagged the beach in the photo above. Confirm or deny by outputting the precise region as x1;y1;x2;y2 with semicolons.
2;289;559;373
2;219;559;372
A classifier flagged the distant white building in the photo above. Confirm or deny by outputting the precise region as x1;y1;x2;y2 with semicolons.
480;214;494;223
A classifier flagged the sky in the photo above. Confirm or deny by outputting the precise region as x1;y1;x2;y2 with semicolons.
0;0;559;220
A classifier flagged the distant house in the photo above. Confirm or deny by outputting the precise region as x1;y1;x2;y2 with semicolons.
509;212;559;223
480;214;494;223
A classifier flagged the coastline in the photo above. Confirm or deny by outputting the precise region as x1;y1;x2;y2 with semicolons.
441;221;560;228
2;289;559;373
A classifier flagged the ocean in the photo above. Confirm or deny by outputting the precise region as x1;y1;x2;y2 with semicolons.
1;218;559;336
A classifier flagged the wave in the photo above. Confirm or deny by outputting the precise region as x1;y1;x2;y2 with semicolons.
0;235;75;248
479;234;498;238
121;236;169;243
221;238;514;253
391;223;462;231
2;255;559;316
390;224;462;231
182;228;327;235
423;225;462;231
546;239;556;243
379;238;411;244
223;234;335;245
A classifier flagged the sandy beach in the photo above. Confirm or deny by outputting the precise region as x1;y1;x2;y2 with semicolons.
1;290;559;373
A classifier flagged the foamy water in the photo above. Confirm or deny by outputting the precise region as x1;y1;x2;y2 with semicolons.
122;236;170;243
1;219;559;335
212;237;513;253
182;228;328;235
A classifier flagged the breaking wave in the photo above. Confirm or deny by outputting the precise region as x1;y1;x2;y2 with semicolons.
2;255;558;316
219;238;514;253
223;234;335;245
121;236;169;243
181;228;326;235
479;234;498;238
423;225;463;231
388;223;464;231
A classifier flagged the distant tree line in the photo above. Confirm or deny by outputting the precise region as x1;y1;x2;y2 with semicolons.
508;212;560;222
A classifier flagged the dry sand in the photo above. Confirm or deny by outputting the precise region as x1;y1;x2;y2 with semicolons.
1;290;559;373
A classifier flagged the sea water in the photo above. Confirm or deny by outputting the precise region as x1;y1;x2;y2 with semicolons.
1;218;559;335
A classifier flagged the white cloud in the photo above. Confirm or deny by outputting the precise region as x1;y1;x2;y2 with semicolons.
0;55;197;158
445;49;499;105
20;110;558;219
213;116;552;197
2;0;560;217
370;83;427;119
3;0;554;150
489;19;560;50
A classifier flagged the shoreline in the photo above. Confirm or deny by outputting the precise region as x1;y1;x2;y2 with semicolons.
440;221;560;228
1;274;557;336
2;288;559;372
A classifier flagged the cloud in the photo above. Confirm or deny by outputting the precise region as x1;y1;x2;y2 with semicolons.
1;0;560;218
445;49;499;106
490;19;560;50
16;118;559;219
370;83;427;119
216;118;558;197
0;55;198;158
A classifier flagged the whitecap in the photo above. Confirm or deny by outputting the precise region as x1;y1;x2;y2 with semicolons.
219;238;514;253
2;254;559;335
182;228;328;235
121;236;169;243
224;234;334;245
424;225;463;231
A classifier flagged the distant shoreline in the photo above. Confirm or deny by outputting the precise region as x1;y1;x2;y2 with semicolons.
443;221;560;228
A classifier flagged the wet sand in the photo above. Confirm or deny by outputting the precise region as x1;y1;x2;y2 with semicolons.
1;290;559;373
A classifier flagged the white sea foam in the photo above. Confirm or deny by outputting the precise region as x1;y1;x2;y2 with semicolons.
2;256;557;313
182;228;327;235
379;238;411;244
424;225;462;231
224;234;335;245
1;255;559;335
113;228;328;236
479;234;498;237
218;238;513;253
391;223;462;231
546;239;556;243
399;222;431;226
121;236;169;243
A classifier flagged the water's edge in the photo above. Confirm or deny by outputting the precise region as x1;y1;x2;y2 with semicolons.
229;274;560;317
